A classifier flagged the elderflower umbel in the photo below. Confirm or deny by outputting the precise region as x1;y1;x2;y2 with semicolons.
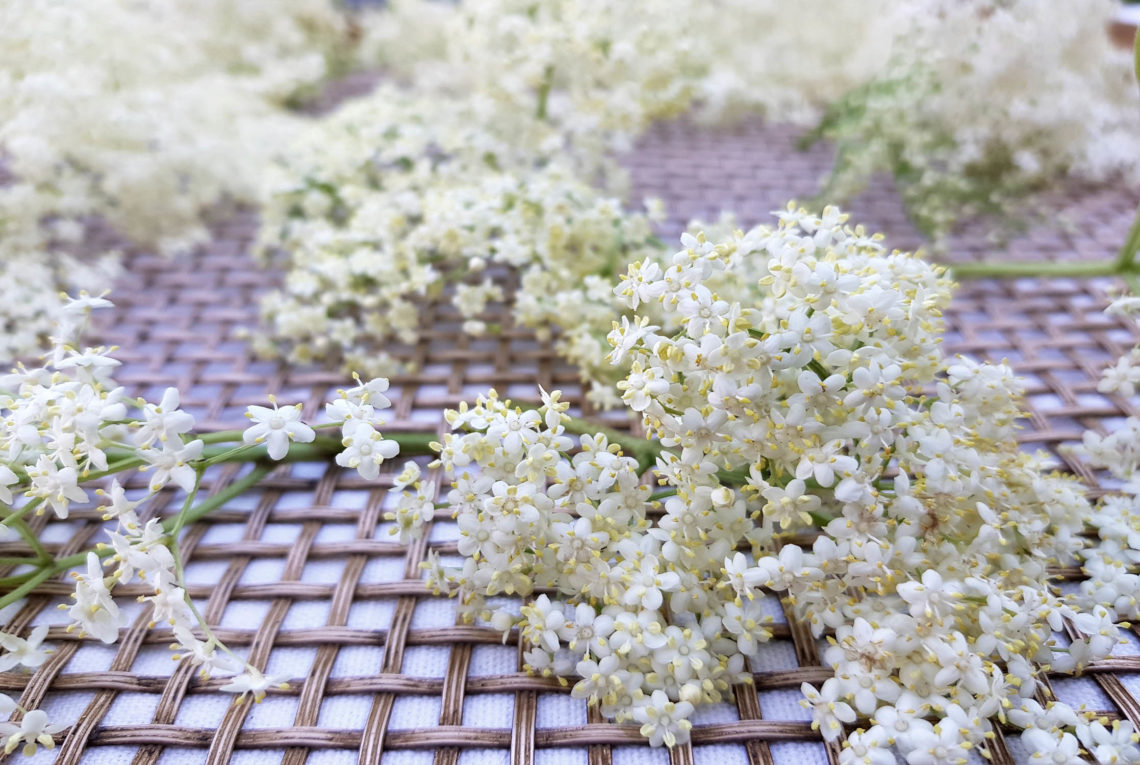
423;208;1139;757
0;0;359;363
0;297;405;715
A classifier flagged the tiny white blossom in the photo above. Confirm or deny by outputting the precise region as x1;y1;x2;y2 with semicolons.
220;667;290;703
0;625;51;671
243;398;315;460
2;710;66;757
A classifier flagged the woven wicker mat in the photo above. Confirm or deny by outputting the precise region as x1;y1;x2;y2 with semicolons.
2;114;1140;765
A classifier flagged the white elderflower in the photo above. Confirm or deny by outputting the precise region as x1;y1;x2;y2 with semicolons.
1099;354;1140;398
96;480;142;523
1;709;66;757
139;439;204;493
903;719;971;765
840;726;894;765
1076;719;1140;765
1021;728;1083;765
342;375;394;410
66;552;123;644
386;473;435;543
0;0;355;363
243;398;315;460
220;667;291;704
427;207;1140;753
0;465;18;504
633;690;694;748
335;421;399;480
0;625;51;672
24;455;88;519
135;388;196;448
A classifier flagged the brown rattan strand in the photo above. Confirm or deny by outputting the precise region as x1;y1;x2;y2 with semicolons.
0;104;1139;765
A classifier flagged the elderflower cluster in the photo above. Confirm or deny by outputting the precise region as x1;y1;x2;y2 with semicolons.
605;206;1139;760
358;0;905;132
1075;295;1140;628
419;0;704;170
0;0;358;363
0;297;400;739
425;389;770;749
413;207;1140;758
685;0;900;126
260;0;1140;407
253;87;671;405
814;0;1140;240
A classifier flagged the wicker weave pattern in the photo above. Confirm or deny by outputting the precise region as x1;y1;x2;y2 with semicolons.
1;117;1139;764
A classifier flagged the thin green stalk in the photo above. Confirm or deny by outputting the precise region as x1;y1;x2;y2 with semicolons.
808;359;831;379
197;429;246;445
1116;199;1140;272
536;65;554;121
166;467;237;658
159;466;272;534
102;432;439;470
1125;273;1140;297
199;443;260;468
0;566;61;611
169;469;204;540
561;415;662;474
0;498;42;529
0;465;273;610
0;557;42;567
949;259;1122;279
80;457;145;484
1134;23;1140;89
10;518;51;564
808;510;836;526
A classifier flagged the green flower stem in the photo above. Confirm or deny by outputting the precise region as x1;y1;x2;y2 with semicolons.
81;457;145;484
198;443;260;469
10;518;51;564
99;431;440;472
559;414;662;474
0;499;43;529
1116;199;1140;273
808;510;836;526
196;429;247;445
167;467;238;659
949;259;1125;279
0;565;61;611
955;29;1140;286
169;469;204;541
807;359;831;379
1125;273;1140;297
536;64;555;121
1134;23;1140;91
0;557;41;567
0;465;273;610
